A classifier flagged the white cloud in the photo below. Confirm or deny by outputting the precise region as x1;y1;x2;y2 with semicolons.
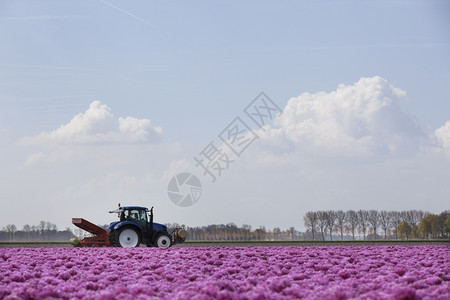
119;116;162;142
24;152;46;167
259;76;428;157
65;172;160;198
21;101;162;146
161;159;194;183
435;120;450;157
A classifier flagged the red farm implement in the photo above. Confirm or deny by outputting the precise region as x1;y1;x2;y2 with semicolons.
72;218;110;247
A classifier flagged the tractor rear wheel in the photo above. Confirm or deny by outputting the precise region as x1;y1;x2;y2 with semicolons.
155;233;172;248
118;227;141;247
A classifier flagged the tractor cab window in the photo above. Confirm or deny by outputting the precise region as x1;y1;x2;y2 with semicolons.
138;210;147;222
120;210;137;221
120;210;129;221
119;209;147;223
129;210;147;222
130;210;138;221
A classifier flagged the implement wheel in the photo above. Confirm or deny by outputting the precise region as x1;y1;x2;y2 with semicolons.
118;227;141;248
155;233;172;248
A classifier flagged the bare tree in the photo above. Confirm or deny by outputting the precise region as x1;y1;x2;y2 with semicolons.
334;210;346;240
389;211;403;239
256;226;266;241
316;211;328;241
346;210;358;240
73;228;85;239
23;224;31;241
303;211;318;241
379;210;391;239
5;224;17;241
288;227;295;240
402;211;414;227
39;220;46;238
357;210;369;240
242;224;251;240
412;210;426;226
324;210;337;241
367;210;380;240
273;227;281;240
30;225;38;241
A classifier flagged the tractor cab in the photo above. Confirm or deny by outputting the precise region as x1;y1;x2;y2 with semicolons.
108;206;154;235
119;207;148;229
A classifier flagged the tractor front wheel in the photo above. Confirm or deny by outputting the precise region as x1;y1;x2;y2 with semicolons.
118;227;141;248
155;233;172;248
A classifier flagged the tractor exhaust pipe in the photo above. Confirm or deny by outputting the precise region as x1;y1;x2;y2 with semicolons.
149;206;154;232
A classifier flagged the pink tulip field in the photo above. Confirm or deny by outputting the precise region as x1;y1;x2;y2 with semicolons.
0;245;449;299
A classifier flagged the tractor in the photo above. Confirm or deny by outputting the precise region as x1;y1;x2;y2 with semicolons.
72;205;186;248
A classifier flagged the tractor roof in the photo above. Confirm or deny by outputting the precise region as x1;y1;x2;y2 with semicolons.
122;206;148;210
108;206;148;214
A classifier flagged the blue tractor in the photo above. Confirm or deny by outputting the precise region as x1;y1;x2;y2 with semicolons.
107;205;186;248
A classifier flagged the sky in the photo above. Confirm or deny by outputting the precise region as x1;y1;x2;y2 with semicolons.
0;0;449;232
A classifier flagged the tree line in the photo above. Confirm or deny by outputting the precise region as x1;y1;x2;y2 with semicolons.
2;221;303;242
166;223;301;241
0;221;75;242
2;210;449;242
303;210;450;241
